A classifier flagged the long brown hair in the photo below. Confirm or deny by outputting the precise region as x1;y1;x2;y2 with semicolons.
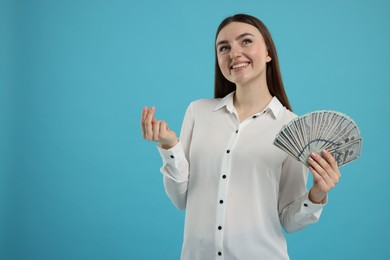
214;14;292;111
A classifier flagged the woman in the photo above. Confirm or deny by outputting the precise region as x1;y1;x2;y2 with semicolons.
141;14;340;260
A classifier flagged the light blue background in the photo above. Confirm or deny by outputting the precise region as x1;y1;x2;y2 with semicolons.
1;0;389;259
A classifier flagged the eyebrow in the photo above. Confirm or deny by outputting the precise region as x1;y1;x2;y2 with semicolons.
216;32;255;46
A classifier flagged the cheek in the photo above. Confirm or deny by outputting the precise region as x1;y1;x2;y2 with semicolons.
217;55;224;66
218;57;229;73
251;51;268;67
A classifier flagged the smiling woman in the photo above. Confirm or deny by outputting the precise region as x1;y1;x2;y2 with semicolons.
213;14;291;112
216;24;271;96
141;13;341;260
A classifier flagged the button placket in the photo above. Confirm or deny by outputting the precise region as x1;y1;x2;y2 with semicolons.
215;123;241;258
215;113;262;257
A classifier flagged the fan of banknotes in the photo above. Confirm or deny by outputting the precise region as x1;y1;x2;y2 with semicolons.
273;110;362;167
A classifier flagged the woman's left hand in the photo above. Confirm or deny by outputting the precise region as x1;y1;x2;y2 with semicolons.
307;150;341;204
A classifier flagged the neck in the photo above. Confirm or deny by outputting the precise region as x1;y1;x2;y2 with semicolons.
234;79;273;111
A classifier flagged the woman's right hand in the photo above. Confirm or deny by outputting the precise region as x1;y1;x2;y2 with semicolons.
141;106;179;149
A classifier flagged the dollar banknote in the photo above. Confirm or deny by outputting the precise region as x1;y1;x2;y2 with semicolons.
273;110;362;167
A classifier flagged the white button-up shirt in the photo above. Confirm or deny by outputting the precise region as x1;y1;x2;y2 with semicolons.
157;92;326;260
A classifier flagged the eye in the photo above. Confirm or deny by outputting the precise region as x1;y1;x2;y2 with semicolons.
219;45;230;52
218;45;229;52
242;39;252;45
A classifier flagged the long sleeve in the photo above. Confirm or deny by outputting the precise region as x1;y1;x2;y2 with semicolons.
278;154;327;233
156;103;195;210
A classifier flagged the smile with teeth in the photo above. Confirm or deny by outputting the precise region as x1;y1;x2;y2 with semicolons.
231;62;250;70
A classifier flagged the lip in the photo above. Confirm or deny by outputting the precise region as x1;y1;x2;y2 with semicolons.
230;61;251;71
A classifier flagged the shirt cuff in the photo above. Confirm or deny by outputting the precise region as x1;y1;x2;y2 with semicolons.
156;141;188;183
156;141;186;164
300;191;328;213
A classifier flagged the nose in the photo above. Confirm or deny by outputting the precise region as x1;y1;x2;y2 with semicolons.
229;44;242;59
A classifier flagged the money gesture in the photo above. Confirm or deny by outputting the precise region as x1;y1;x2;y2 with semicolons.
141;106;179;149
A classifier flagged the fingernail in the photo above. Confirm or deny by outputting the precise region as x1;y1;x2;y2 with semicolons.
311;152;317;157
322;150;328;154
308;156;314;161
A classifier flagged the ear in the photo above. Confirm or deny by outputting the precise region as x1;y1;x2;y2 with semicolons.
265;51;272;62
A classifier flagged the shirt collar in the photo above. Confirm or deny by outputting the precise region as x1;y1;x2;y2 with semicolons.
213;91;284;119
213;92;236;113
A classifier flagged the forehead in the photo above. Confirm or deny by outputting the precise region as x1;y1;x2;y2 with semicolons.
216;22;263;43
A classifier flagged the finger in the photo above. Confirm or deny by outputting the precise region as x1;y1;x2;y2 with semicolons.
308;155;334;185
322;150;341;177
313;151;340;183
160;120;168;136
141;106;148;122
144;107;156;140
147;106;156;121
309;153;340;188
310;152;337;177
152;120;161;141
309;166;336;192
141;106;148;138
308;165;328;187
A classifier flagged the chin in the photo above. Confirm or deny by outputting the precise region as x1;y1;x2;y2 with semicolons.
230;76;252;86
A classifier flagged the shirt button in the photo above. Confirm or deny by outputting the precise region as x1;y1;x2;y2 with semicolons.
170;155;174;159
226;150;230;153
219;200;224;204
218;226;222;230
304;203;308;207
222;175;226;179
235;129;238;133
252;115;257;119
218;252;222;256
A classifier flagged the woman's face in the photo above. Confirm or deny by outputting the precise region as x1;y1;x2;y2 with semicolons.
216;22;271;86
